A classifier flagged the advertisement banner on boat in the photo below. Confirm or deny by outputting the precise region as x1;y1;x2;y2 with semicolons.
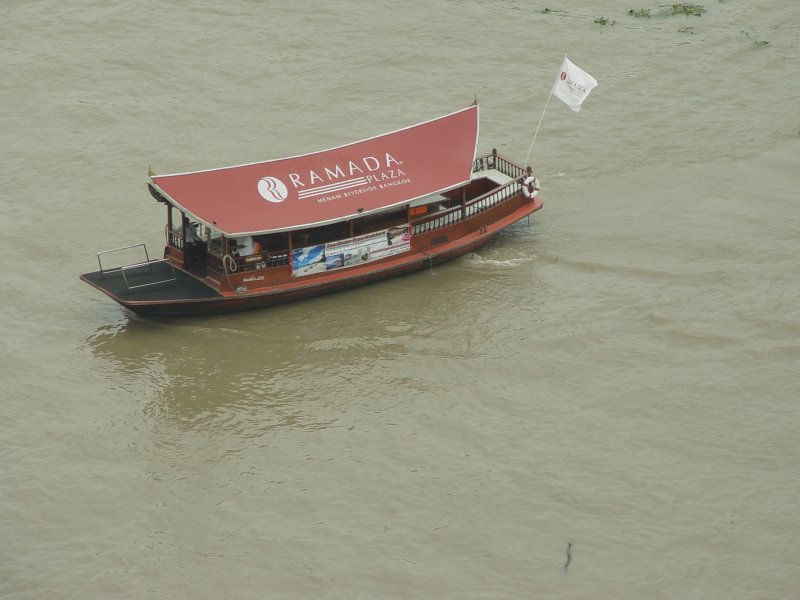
292;226;411;277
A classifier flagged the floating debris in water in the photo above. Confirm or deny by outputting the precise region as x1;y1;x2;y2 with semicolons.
594;16;615;27
670;3;705;17
564;542;573;573
741;30;769;46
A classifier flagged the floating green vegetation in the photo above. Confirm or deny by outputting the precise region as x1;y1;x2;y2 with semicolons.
628;8;651;18
741;31;769;46
671;3;705;16
594;16;616;26
677;26;695;34
538;8;567;14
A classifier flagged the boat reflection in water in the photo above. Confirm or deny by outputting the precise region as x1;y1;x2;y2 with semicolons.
84;317;344;438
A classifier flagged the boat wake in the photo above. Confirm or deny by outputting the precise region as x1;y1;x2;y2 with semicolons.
462;252;536;269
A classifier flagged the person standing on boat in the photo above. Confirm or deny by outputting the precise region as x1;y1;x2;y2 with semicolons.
174;219;201;245
234;236;254;256
185;222;202;244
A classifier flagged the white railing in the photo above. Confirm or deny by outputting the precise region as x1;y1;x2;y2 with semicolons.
97;243;152;277
120;259;177;290
96;244;177;290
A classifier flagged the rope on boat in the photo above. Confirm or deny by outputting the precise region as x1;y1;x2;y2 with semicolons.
221;254;238;292
223;254;237;273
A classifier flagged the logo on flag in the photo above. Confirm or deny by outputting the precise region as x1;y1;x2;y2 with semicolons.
552;57;597;112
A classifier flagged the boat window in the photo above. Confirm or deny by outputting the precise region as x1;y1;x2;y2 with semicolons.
290;222;351;247
353;208;407;236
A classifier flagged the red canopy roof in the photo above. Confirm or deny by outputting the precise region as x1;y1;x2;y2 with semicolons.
149;105;479;236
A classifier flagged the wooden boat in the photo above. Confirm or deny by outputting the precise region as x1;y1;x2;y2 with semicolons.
80;105;543;316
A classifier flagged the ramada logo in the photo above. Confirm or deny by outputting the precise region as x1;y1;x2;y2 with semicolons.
559;72;587;98
257;176;289;203
257;153;407;204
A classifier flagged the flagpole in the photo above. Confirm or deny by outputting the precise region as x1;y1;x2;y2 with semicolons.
524;54;566;166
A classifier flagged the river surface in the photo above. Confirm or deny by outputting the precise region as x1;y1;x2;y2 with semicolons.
2;1;799;598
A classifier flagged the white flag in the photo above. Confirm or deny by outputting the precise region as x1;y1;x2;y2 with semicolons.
552;57;597;112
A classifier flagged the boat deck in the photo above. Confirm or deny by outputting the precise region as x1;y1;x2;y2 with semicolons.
471;168;514;186
81;260;221;302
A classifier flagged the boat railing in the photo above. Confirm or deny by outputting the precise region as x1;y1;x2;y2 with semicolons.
411;205;462;235
464;175;525;217
120;259;178;290
166;226;183;250
96;243;152;278
472;151;526;179
96;243;178;290
411;174;526;236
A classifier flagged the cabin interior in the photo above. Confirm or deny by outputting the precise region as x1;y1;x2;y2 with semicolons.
154;170;513;279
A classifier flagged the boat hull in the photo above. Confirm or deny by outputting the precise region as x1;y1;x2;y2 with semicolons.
80;198;541;317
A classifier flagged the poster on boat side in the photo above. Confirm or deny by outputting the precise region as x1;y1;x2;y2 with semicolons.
292;225;411;277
